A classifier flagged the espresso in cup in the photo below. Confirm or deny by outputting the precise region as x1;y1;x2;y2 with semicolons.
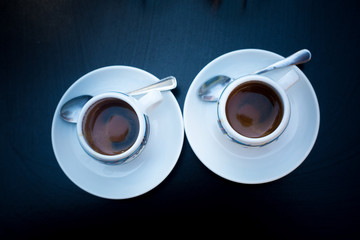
82;98;140;156
77;91;162;164
225;82;284;138
217;71;299;146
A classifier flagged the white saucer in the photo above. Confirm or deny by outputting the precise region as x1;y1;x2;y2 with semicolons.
184;49;320;184
51;66;184;199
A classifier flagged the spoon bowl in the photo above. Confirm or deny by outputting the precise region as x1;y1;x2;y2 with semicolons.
60;95;92;123
198;75;232;102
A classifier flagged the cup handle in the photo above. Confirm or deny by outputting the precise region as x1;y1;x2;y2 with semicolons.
137;90;163;113
277;70;299;91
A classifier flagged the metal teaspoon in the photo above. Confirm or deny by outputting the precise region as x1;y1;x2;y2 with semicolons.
60;76;177;123
197;49;311;102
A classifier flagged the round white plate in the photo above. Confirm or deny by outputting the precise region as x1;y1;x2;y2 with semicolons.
51;66;184;199
184;49;320;184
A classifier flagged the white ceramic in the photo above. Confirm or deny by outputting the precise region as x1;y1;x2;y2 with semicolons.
77;91;162;164
217;70;299;146
51;66;184;199
183;49;320;184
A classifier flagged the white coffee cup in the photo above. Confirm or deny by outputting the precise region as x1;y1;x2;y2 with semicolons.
217;70;299;147
77;91;162;164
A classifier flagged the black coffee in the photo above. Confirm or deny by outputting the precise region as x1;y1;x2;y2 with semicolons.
82;98;140;155
225;82;283;138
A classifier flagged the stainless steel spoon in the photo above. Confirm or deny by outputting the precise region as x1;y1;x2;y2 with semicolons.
198;49;312;102
60;76;177;123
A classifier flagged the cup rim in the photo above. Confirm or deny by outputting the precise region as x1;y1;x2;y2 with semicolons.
217;74;290;146
76;92;147;162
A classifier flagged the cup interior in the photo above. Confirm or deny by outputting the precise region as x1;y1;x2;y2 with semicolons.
218;75;290;146
77;93;147;162
83;97;140;155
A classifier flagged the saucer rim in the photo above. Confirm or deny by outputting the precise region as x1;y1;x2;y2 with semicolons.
183;49;320;184
51;65;184;199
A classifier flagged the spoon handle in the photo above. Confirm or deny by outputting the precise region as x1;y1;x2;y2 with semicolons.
127;76;177;96
253;49;312;75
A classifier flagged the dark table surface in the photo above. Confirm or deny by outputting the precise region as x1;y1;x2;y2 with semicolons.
1;0;360;237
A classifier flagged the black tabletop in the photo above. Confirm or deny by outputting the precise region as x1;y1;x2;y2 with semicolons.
1;0;360;237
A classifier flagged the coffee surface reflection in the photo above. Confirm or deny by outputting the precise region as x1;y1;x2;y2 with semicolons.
225;82;283;138
82;98;140;155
